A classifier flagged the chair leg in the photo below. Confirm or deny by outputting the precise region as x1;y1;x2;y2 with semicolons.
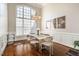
49;46;52;56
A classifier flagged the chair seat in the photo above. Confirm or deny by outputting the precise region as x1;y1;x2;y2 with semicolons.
30;40;39;50
30;41;39;44
41;42;52;46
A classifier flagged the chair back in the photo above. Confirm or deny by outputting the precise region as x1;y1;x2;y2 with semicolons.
44;36;53;42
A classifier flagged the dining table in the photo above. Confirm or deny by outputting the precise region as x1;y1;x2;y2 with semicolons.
28;33;53;55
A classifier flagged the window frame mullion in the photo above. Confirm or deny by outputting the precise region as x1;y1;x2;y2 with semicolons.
16;6;35;36
22;6;24;35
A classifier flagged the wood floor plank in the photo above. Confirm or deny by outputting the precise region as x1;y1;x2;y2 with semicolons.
3;40;72;56
3;40;49;56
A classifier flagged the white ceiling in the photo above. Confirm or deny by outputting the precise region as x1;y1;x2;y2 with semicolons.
28;3;79;8
9;3;79;8
27;3;49;8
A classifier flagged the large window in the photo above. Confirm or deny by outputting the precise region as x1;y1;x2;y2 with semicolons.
16;6;36;36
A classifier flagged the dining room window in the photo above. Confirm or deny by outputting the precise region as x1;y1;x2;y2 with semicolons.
16;6;36;36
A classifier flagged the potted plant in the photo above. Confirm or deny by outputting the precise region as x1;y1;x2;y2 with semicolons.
74;41;79;48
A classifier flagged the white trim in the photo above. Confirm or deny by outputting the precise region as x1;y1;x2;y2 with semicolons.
53;32;79;36
53;32;79;50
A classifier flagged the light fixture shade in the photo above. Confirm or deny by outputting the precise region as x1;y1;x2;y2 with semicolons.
36;28;40;30
32;16;41;20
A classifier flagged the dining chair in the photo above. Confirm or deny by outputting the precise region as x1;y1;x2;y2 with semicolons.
40;36;53;55
30;36;39;50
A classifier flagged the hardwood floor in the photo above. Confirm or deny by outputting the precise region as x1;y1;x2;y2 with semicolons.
3;40;50;56
53;42;70;56
3;40;72;56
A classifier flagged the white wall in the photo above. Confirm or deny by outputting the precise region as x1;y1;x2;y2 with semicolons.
0;3;7;55
0;3;7;36
42;3;79;49
42;3;79;34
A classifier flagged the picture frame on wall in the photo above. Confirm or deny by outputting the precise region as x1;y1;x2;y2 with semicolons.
46;20;51;29
58;16;65;28
53;16;66;29
53;18;56;28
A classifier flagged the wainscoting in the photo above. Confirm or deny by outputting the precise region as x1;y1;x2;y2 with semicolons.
0;35;7;55
53;32;79;50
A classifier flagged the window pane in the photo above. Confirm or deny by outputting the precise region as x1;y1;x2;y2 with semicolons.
16;6;36;36
16;6;23;17
24;20;31;28
24;10;30;14
17;6;23;11
17;12;23;17
24;30;30;35
24;8;31;19
24;15;30;19
16;27;23;35
24;19;31;34
16;18;23;26
24;12;30;16
31;9;36;16
31;20;36;27
16;18;23;35
17;11;23;15
24;7;30;10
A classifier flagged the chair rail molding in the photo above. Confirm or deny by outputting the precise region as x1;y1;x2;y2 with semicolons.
53;32;79;50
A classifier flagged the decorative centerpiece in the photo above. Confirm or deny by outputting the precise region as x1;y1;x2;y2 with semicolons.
36;28;40;35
